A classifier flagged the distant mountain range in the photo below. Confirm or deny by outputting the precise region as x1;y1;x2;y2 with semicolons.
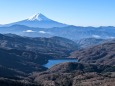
76;38;106;49
0;25;115;41
0;13;115;40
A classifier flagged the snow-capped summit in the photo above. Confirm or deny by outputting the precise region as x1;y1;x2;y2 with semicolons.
2;13;67;28
27;13;50;21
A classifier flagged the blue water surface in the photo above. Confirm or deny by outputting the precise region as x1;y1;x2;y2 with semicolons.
44;59;77;68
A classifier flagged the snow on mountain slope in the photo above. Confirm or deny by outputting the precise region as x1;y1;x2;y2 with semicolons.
27;13;50;21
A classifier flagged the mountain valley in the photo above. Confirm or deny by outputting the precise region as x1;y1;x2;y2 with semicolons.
0;13;115;86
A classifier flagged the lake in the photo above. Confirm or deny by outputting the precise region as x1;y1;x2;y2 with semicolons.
44;59;77;68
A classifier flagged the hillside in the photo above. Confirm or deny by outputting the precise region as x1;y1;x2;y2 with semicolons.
0;34;78;58
0;48;48;79
71;39;115;66
31;62;115;86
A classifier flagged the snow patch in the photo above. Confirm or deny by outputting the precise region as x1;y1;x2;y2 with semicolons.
27;13;49;21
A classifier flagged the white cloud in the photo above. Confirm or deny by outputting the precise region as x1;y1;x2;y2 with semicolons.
109;36;115;39
39;31;47;34
23;30;35;33
92;35;101;38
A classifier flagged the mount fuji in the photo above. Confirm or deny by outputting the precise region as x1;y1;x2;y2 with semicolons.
2;13;67;28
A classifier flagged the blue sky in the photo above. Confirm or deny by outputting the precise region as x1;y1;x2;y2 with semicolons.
0;0;115;26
